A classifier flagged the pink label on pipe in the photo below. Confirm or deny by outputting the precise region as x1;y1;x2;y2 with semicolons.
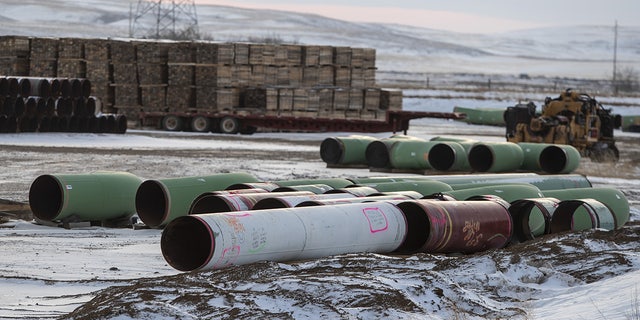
363;207;389;233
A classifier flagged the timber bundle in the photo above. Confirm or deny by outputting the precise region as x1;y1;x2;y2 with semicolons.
0;36;401;122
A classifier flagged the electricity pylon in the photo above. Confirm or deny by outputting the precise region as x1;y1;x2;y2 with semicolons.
129;0;199;39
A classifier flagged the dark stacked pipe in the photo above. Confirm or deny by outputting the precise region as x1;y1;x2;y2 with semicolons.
0;76;126;134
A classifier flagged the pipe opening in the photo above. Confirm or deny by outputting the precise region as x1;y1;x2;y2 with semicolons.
468;144;493;172
428;143;456;171
189;194;234;214
508;199;553;242
29;175;63;221
365;141;390;168
550;201;595;233
161;216;213;272
252;198;289;210
393;201;429;254
296;200;323;207
320;138;343;165
136;180;169;227
539;146;567;174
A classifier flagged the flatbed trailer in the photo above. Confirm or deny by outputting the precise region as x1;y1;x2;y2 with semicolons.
139;110;466;135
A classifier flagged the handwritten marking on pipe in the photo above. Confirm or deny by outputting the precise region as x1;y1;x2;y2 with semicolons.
463;219;483;247
247;227;268;254
213;245;241;269
362;207;389;233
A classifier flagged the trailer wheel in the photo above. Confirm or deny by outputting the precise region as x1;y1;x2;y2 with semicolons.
162;115;183;131
190;116;211;132
219;116;240;134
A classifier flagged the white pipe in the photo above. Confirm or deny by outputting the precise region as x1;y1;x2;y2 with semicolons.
161;201;408;271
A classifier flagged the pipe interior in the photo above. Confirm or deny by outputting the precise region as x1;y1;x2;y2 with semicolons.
428;143;455;171
252;198;289;210
549;201;582;233
319;138;343;165
393;202;429;254
468;145;493;172
539;146;567;174
135;180;168;227
189;195;233;214
28;175;63;221
365;141;390;168
161;217;213;272
295;201;323;207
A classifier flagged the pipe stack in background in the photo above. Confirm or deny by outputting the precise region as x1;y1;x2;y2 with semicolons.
321;135;582;174
27;171;631;271
0;76;126;133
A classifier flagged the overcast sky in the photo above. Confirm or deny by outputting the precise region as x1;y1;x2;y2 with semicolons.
197;0;639;33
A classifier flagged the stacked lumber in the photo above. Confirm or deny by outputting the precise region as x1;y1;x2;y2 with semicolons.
0;36;400;123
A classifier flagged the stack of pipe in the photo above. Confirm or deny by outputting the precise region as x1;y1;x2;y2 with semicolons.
0;76;126;134
321;135;582;174
161;176;629;271
27;171;630;271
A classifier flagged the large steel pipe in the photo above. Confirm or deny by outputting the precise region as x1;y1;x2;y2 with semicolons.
394;200;512;254
325;186;379;196
252;193;358;209
161;202;408;271
272;184;334;194
365;135;421;169
468;142;524;172
388;139;438;170
272;178;353;189
188;191;315;214
226;182;281;192
135;172;260;228
427;141;472;172
438;183;544;202
320;135;377;166
508;198;560;242
518;143;581;174
549;199;617;232
296;194;415;207
354;180;453;197
18;77;52;98
29;171;143;222
543;187;629;228
350;173;592;190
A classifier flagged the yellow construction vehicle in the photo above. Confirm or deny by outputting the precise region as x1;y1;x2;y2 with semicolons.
504;89;621;161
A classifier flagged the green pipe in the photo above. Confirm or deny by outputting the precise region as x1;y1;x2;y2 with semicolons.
468;142;524;172
518;143;581;174
348;173;592;190
440;183;544;202
135;172;260;228
365;135;422;168
429;136;476;143
29;171;143;222
320;135;378;166
427;141;473;171
273;178;353;189
508;198;560;242
543;187;629;228
453;106;506;126
272;184;334;194
358;180;453;196
388;140;438;170
550;199;617;232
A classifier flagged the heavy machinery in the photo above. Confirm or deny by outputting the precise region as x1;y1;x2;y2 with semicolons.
504;89;621;161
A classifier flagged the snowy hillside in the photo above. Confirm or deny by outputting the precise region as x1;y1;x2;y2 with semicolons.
0;0;638;79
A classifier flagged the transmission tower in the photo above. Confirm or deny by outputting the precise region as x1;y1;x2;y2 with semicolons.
129;0;199;39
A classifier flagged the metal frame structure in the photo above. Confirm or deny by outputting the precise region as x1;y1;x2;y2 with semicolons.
129;0;199;39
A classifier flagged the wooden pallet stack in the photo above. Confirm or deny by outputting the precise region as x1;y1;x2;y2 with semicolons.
0;36;400;124
0;36;30;76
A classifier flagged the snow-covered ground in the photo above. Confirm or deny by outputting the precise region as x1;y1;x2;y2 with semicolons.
1;1;640;318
